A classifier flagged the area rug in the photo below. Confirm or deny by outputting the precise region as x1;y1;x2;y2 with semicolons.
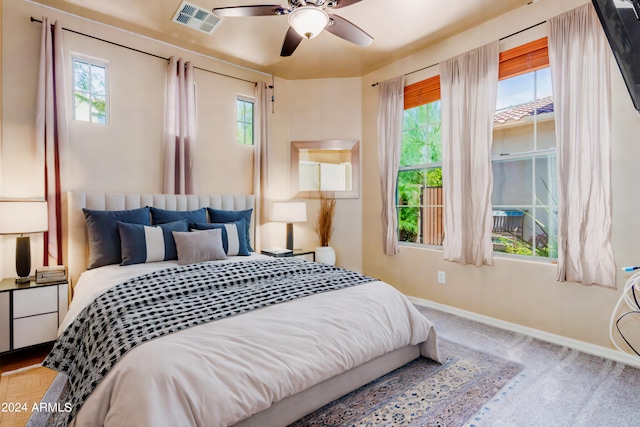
289;339;523;427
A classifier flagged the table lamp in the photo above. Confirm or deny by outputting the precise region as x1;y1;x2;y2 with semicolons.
0;199;48;283
272;201;307;251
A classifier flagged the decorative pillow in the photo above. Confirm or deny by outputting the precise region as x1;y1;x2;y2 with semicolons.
172;229;227;265
189;219;249;256
150;207;207;225
207;208;253;252
117;220;188;266
83;207;151;269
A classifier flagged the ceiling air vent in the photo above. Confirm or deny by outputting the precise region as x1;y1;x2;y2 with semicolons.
172;1;222;34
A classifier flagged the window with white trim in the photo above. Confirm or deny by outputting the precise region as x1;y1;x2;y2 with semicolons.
72;57;109;124
396;38;557;259
236;96;254;145
491;66;557;258
397;99;443;245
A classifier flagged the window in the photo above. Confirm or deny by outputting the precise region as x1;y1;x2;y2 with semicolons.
492;38;557;259
396;38;557;259
236;97;254;145
398;76;443;245
72;57;108;124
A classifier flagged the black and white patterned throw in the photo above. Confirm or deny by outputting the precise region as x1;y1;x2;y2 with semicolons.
43;258;375;426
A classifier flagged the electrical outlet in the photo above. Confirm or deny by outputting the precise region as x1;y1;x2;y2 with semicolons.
437;271;446;284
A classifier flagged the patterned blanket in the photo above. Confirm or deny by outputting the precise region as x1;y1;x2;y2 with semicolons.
43;258;375;426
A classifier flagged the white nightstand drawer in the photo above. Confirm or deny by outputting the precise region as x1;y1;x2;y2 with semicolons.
13;286;58;318
13;312;58;349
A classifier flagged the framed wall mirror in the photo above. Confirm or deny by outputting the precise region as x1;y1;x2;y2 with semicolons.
291;140;360;199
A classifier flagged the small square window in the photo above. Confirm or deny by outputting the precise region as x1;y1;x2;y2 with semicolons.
236;97;254;145
72;57;109;124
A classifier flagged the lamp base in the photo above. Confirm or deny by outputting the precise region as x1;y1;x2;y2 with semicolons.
286;223;294;251
15;235;31;284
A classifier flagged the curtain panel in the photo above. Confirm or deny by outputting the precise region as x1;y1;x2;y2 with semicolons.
377;76;405;256
253;82;271;251
548;4;616;288
36;17;69;266
164;57;197;195
440;41;499;266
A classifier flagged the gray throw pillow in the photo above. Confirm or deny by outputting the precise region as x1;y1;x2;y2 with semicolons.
172;228;227;265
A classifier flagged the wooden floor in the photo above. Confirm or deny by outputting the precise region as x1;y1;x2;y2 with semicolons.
0;344;56;427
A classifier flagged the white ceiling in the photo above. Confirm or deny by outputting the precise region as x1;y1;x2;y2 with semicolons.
32;0;532;79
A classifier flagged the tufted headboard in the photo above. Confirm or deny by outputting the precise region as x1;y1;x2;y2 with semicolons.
64;192;255;288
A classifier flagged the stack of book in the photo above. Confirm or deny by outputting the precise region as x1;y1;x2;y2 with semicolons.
261;248;293;257
35;266;67;284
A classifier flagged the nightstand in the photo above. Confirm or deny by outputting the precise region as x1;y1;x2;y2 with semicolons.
261;250;315;262
0;278;68;354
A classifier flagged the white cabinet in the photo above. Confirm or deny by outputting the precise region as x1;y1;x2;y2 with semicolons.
0;279;68;353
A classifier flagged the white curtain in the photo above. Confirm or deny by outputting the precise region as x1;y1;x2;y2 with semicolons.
164;57;197;194
36;17;69;266
440;41;499;266
253;81;271;251
548;4;616;288
377;76;405;256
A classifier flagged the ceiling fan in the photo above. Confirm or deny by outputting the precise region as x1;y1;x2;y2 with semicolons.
213;0;373;56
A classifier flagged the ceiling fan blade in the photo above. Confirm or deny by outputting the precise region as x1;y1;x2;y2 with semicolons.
212;5;289;17
325;14;373;47
333;0;364;9
281;27;304;57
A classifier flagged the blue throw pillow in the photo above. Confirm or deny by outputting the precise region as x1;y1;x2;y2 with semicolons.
190;219;249;256
117;220;188;266
83;207;151;269
207;208;253;252
150;206;207;225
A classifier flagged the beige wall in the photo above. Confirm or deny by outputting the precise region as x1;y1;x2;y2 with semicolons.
362;0;640;349
1;0;269;276
265;78;363;272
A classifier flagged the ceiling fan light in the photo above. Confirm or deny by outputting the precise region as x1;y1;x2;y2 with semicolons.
288;6;329;39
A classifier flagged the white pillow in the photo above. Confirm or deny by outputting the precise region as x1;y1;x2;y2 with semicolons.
172;228;227;265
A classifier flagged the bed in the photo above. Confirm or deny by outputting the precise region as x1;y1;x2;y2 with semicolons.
32;192;440;427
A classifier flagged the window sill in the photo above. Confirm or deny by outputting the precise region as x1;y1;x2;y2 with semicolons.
398;241;557;264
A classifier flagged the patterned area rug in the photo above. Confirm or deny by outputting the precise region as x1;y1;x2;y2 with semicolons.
289;339;523;427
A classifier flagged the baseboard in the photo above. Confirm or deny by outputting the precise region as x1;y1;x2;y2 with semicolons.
409;296;640;370
1;363;42;376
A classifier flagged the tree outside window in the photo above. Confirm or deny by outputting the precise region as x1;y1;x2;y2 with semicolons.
397;101;442;245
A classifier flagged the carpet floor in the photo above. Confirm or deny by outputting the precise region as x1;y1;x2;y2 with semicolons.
417;305;640;427
290;339;522;427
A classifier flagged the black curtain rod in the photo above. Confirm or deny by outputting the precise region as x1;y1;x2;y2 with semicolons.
371;20;547;87
30;17;260;86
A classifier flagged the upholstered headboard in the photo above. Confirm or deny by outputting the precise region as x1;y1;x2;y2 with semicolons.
64;192;255;287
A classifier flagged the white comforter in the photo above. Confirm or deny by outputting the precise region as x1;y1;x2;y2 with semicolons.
63;255;440;427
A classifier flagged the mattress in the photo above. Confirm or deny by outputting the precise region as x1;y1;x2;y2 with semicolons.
48;255;440;427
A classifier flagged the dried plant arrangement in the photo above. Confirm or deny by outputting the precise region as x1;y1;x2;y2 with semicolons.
316;191;336;247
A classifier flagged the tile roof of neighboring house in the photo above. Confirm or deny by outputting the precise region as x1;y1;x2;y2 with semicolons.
494;96;554;124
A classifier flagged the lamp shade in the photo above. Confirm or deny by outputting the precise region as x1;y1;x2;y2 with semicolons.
0;199;48;234
288;6;329;39
272;202;307;223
